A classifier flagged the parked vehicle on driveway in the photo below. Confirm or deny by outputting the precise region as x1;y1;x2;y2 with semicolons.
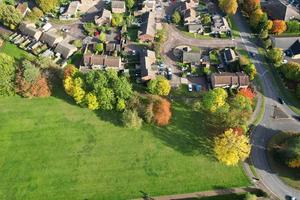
188;84;193;92
278;97;285;104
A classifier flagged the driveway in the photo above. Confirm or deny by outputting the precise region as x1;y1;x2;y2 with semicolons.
232;12;300;199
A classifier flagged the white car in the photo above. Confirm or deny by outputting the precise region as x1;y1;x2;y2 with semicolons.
188;84;193;92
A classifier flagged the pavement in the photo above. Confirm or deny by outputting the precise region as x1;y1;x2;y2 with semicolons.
232;12;300;200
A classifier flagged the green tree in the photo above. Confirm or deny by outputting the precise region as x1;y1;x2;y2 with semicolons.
267;48;283;66
249;8;264;29
112;76;133;99
214;129;251;166
219;0;238;15
99;32;106;42
83;22;96;36
243;63;257;80
126;0;135;10
22;60;40;84
243;0;260;16
0;4;22;30
36;0;59;13
147;76;171;96
26;7;44;22
94;43;104;54
0;53;15;96
262;38;272;49
112;13;124;27
286;20;300;33
202;88;228;112
122;109;143;129
259;29;268;40
97;87;115;110
85;92;99;110
116;98;126;111
244;193;257;200
172;10;181;24
280;62;300;81
201;14;211;26
72;39;83;48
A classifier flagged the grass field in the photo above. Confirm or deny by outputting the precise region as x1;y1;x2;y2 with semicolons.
0;90;250;200
0;42;32;60
187;193;246;200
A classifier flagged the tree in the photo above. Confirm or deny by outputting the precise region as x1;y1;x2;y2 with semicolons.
266;20;273;30
244;193;257;200
172;10;181;24
85;92;99;110
249;8;264;29
267;48;283;66
280;62;300;81
276;135;300;168
72;39;83;48
214;129;251;166
98;32;106;42
259;29;268;40
36;0;59;13
147;76;171;96
22;60;40;84
26;7;44;22
201;14;211;26
219;0;238;15
116;98;126;111
0;53;15;96
238;88;256;102
202;88;228;112
153;97;172;126
28;77;51;97
122;109;143;129
271;20;287;34
243;63;257;80
126;0;135;10
73;77;85;104
97;87;115;110
0;4;22;29
286;20;300;33
112;13;124;27
112;76;133;99
243;0;260;15
83;22;96;36
262;38;272;49
239;55;250;66
94;43;104;54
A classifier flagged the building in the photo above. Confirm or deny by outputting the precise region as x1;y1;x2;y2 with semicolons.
180;0;197;11
138;12;156;42
19;23;42;41
188;23;204;33
288;40;300;59
82;54;123;71
211;72;250;89
16;2;31;17
40;29;64;47
183;9;197;24
95;9;112;25
182;51;201;64
271;36;300;59
60;1;80;20
54;41;77;58
261;0;300;21
211;15;230;34
223;48;237;64
139;50;157;81
141;0;156;12
111;0;126;13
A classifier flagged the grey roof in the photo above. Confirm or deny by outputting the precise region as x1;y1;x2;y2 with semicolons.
40;30;63;47
140;50;156;78
182;51;201;63
54;41;77;58
271;36;300;50
63;1;80;16
290;40;300;55
261;0;300;20
83;54;122;69
211;72;249;88
224;48;237;63
188;23;203;32
19;23;42;40
140;12;156;37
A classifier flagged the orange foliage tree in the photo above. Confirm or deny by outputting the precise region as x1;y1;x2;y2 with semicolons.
153;97;172;126
238;88;256;102
272;20;287;34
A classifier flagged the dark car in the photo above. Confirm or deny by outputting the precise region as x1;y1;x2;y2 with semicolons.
292;115;300;121
278;97;285;104
285;195;297;200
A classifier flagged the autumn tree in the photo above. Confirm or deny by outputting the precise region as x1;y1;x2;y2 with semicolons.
214;129;251;166
219;0;238;15
249;8;264;29
85;92;99;110
267;48;283;66
202;88;228;112
271;20;287;34
238;88;256;102
243;0;260;15
243;63;257;80
112;13;124;27
73;77;86;104
172;10;181;24
0;53;15;96
0;4;22;29
36;0;59;13
147;76;171;96
152;97;172;126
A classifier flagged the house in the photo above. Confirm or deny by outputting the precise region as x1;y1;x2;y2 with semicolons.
211;15;230;34
81;54;123;71
40;29;64;47
142;0;156;12
111;0;126;13
261;0;300;21
211;72;250;89
138;12;156;42
42;23;52;32
95;9;112;25
139;50;157;81
223;48;237;64
188;23;204;33
183;9;197;24
106;42;116;53
271;36;300;59
180;0;197;11
60;1;80;20
182;51;201;64
54;41;77;58
19;23;42;41
16;2;31;17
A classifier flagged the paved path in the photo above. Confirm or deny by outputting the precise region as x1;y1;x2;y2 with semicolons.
135;187;259;200
232;12;300;200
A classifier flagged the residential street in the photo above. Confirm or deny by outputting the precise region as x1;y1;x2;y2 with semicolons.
232;12;300;199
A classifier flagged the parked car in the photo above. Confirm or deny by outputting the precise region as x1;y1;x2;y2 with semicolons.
61;28;69;33
188;84;193;92
167;68;172;80
286;195;297;200
292;115;300;121
278;97;285;104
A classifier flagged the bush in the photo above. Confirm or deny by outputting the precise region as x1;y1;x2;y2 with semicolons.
192;100;202;111
244;192;257;200
285;20;300;33
153;97;172;126
122;109;143;129
72;40;83;48
147;76;171;96
276;135;300;168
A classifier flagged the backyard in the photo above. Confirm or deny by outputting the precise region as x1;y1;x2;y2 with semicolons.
0;92;250;200
0;41;32;60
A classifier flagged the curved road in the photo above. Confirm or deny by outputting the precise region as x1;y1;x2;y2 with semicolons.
232;13;300;199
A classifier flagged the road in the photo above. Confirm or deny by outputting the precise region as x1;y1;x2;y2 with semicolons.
232;12;300;199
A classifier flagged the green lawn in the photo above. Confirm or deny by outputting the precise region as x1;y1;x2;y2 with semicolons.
0;42;32;60
0;92;250;199
186;193;246;200
226;16;240;38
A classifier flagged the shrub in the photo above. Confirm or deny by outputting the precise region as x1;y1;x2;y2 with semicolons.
147;76;171;96
153;98;172;126
244;192;257;200
122;109;143;129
